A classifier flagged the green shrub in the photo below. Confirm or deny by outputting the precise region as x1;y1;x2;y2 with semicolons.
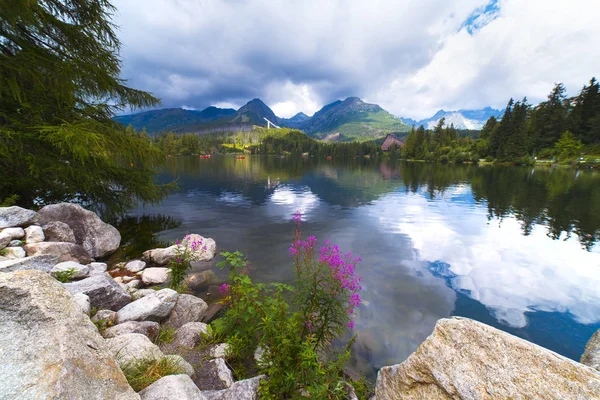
121;357;187;392
213;213;363;399
54;268;77;283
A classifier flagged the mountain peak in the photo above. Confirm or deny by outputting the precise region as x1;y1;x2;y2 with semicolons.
343;96;364;103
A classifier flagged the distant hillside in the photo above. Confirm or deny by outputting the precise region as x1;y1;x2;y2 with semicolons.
114;106;235;133
289;97;410;142
229;98;279;125
400;107;503;130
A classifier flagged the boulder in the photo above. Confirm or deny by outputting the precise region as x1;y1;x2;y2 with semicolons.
171;322;209;349
141;267;170;285
0;254;59;273
127;279;142;289
36;203;121;258
208;344;230;359
42;220;76;243
202;302;224;323
165;354;195;376
3;246;26;259
64;273;131;311
73;292;91;315
374;317;600;400
1;227;25;239
165;294;208;328
24;225;45;244
103;321;160;342
0;270;139;399
192;358;233;390
92;310;119;329
139;374;207;400
25;241;92;264
0;234;11;250
8;239;22;247
0;206;36;228
132;288;157;301
51;261;89;279
143;235;217;266
88;261;108;275
126;259;147;273
186;271;217;290
117;288;179;323
581;329;600;372
202;375;265;400
105;333;164;368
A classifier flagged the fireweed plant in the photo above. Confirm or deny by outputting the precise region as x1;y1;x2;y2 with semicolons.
168;235;207;291
213;212;363;399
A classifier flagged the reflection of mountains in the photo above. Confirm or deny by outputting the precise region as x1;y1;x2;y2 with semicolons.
158;156;600;249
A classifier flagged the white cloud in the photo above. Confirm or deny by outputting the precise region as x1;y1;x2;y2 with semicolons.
369;186;600;328
112;0;600;119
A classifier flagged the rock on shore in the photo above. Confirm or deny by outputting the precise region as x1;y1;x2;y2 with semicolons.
375;317;600;400
0;270;139;400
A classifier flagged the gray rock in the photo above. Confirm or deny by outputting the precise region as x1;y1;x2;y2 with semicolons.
0;270;139;399
117;288;179;323
24;225;44;244
127;279;142;289
1;227;25;239
92;310;118;328
139;374;207;400
103;321;160;341
42;220;76;243
166;294;208;328
202;302;225;323
165;354;195;376
3;246;26;259
52;261;89;279
581;329;600;372
126;259;147;273
36;203;121;258
0;254;58;273
0;206;36;228
208;343;230;359
374;317;600;400
141;267;170;285
172;322;209;349
25;241;92;264
132;288;157;301
143;235;217;266
186;271;217;290
88;261;108;275
8;239;22;247
192;358;233;390
73;292;91;315
64;273;131;311
105;333;164;368
0;234;11;250
202;375;265;400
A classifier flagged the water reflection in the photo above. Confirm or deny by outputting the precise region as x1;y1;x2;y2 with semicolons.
131;156;600;379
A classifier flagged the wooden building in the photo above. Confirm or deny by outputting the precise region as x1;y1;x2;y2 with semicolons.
381;134;404;151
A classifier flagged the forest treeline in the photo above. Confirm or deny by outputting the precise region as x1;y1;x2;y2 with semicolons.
402;78;600;164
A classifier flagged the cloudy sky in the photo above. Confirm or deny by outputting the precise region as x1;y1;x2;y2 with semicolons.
113;0;600;119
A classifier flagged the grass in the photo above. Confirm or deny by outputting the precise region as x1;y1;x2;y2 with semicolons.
0;248;8;256
53;268;77;283
154;325;177;346
121;357;188;392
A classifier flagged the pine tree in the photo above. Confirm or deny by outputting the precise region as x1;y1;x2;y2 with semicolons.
0;0;172;215
569;78;600;144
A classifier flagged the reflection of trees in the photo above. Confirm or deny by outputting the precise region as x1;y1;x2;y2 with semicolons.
109;214;181;261
157;156;600;250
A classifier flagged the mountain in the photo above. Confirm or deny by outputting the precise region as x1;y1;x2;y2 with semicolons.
281;112;310;125
114;106;235;133
229;98;279;126
400;107;503;130
289;97;410;141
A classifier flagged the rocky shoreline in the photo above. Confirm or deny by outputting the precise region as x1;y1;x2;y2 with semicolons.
1;203;600;399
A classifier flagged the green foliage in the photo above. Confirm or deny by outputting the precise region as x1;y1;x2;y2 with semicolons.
168;235;206;291
555;131;583;160
0;0;173;216
53;268;77;283
213;228;363;399
121;356;188;392
154;325;177;346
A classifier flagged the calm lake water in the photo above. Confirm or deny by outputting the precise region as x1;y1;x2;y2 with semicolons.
124;155;600;379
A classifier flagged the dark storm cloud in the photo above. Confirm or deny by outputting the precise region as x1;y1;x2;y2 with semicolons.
112;0;600;118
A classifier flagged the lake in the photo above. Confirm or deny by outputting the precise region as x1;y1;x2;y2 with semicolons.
122;155;600;380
